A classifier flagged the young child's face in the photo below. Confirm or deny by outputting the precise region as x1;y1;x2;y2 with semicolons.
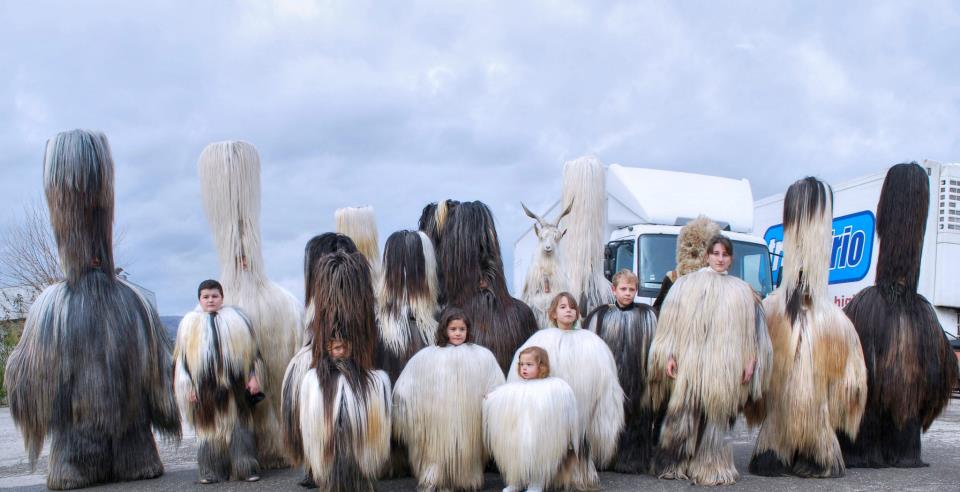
553;297;578;328
328;340;350;359
446;319;468;346
613;279;637;307
518;354;541;380
199;288;224;313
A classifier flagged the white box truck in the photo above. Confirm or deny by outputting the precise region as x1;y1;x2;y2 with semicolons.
753;160;960;336
513;164;775;305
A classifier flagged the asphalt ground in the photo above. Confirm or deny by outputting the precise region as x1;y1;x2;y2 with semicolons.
1;402;959;491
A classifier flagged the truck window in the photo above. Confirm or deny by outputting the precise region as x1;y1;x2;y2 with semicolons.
604;240;634;280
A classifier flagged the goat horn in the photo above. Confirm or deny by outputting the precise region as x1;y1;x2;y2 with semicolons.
555;200;574;226
521;202;545;226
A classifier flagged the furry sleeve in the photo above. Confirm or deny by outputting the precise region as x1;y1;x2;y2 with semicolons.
3;284;63;467
281;345;313;465
357;370;393;477
172;311;202;416
823;306;868;439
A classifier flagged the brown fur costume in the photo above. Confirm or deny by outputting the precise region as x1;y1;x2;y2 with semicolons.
652;216;721;314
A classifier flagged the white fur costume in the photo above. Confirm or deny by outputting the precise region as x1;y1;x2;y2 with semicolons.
393;344;505;490
484;377;580;491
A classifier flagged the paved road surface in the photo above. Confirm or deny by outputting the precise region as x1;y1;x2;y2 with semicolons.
2;403;959;491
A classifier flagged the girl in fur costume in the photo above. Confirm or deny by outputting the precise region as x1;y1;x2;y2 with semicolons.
652;216;721;315
174;280;265;483
508;292;624;489
198;141;304;468
747;177;867;478
583;269;658;474
647;237;772;485
393;308;505;491
839;163;957;467
485;347;580;492
285;251;392;491
5;130;180;490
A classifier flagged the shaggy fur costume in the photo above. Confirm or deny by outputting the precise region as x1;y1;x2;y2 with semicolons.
521;202;573;327
335;205;381;274
648;268;772;485
747;177;867;478
652;216;721;315
440;201;538;372
174;307;264;482
584;301;658;474
559;156;614;314
508;328;624;488
199;141;304;468
284;251;391;491
4;130;180;490
839;163;957;468
393;344;505;490
484;377;581;491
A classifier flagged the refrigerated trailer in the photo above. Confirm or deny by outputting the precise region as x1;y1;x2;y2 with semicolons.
753;160;960;336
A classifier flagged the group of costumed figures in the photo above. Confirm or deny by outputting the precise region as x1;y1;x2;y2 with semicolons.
4;130;957;491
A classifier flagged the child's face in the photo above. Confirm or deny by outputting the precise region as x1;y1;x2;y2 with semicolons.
446;319;468;346
199;288;224;313
707;243;732;273
329;341;350;359
613;279;637;307
553;297;578;328
519;354;541;380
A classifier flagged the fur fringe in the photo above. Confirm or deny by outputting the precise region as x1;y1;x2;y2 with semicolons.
584;302;658;474
839;162;957;468
393;344;505;490
674;216;721;278
484;378;581;490
508;328;624;479
335;206;381;274
558;156;614;314
198;140;304;467
779;177;833;321
647;268;771;484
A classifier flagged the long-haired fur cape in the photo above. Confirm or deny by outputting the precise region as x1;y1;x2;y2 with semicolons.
375;230;439;384
4;130;180;490
559;156;615;314
584;300;658;474
647;268;772;485
284;251;391;491
484;377;581;490
839;163;957;468
653;216;720;315
440;201;538;371
747;177;867;478
199;140;304;468
174;306;263;480
335;205;381;274
393;344;504;490
508;328;624;488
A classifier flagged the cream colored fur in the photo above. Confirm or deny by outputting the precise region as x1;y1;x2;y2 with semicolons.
393;344;504;490
674;217;721;278
335;206;381;274
484;377;580;490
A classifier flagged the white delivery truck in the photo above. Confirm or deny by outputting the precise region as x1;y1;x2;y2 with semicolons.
513;164;775;305
753;160;960;336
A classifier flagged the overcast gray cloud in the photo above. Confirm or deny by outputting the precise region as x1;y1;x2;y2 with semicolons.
2;0;958;314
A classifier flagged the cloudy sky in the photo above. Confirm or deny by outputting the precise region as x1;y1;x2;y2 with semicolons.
2;1;958;315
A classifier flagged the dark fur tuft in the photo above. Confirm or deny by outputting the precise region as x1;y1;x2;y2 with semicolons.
875;163;928;291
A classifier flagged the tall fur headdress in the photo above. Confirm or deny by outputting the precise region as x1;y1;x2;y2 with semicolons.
308;251;377;370
378;230;438;344
335;206;380;272
875;163;928;292
781;176;833;321
304;233;358;307
43;130;115;284
418;199;459;250
439;200;510;306
198;141;265;282
675;216;722;278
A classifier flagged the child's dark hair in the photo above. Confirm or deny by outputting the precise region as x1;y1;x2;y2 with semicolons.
197;279;223;299
436;307;471;346
705;234;734;258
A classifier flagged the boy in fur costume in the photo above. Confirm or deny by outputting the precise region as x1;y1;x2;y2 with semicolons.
393;308;504;491
508;292;624;489
285;251;391;491
440;201;538;372
198;141;304;468
839;163;957;467
647;237;772;485
652;216;721;315
584;270;658;474
485;347;581;492
4;129;180;490
174;280;265;483
747;177;867;478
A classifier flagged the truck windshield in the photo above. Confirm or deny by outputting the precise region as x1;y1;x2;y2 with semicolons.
636;234;774;297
